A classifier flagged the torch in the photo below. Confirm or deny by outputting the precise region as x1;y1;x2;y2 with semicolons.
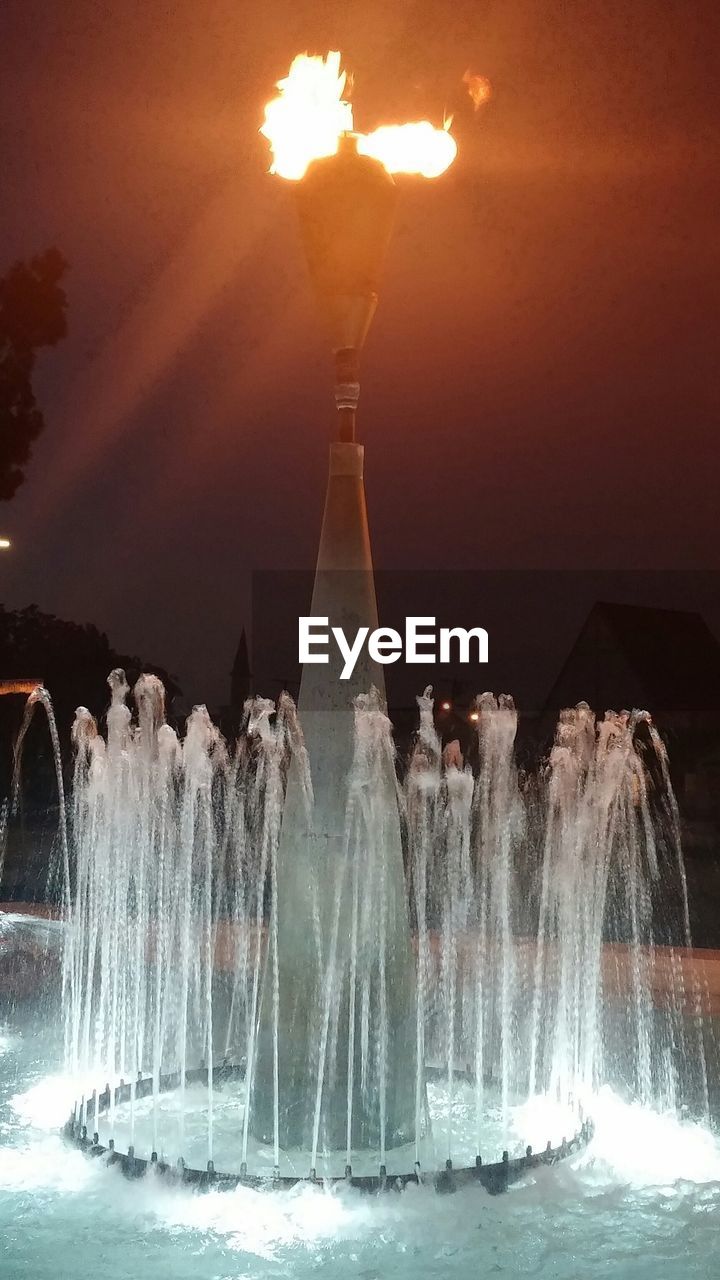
295;135;396;442
261;52;457;441
250;56;459;1154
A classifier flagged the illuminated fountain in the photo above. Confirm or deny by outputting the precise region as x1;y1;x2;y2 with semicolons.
59;678;708;1189
54;55;709;1193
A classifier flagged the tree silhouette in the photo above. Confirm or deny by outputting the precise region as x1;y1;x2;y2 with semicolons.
0;601;182;801
0;603;182;902
0;248;68;500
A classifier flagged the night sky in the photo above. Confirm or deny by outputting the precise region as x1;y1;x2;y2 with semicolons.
0;0;718;708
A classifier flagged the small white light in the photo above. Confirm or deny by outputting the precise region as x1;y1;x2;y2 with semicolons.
0;538;11;549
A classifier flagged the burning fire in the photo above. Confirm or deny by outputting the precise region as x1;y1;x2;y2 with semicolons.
463;70;493;111
261;52;457;181
358;123;456;180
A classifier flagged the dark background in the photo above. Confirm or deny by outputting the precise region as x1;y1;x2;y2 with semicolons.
0;0;718;709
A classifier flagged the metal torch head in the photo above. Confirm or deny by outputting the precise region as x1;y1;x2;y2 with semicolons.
296;134;398;439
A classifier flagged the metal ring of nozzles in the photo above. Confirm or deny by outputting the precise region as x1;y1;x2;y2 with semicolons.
63;1062;594;1196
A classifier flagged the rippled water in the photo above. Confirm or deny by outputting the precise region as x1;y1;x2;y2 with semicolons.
2;999;720;1280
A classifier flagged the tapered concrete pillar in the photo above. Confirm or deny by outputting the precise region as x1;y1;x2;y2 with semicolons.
251;134;417;1155
251;439;417;1153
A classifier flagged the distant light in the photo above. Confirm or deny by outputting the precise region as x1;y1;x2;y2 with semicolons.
441;701;451;711
469;711;479;722
0;680;42;696
0;538;11;549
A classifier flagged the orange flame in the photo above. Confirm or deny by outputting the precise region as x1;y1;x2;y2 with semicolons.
261;52;457;180
358;122;457;180
463;70;492;111
260;52;352;181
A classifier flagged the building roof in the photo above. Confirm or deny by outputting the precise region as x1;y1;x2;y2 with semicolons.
542;601;720;718
230;628;250;680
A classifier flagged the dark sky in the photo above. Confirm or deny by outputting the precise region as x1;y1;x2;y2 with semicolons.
0;0;718;707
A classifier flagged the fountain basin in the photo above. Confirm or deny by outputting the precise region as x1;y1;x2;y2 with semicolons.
63;1062;594;1195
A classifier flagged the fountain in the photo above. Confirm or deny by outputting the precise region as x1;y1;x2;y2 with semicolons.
0;66;714;1274
58;672;710;1190
52;53;712;1195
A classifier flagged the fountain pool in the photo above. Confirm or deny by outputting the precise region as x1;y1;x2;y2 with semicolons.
1;680;719;1277
1;987;720;1280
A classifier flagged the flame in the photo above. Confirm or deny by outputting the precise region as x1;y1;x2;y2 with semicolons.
260;52;353;181
261;53;457;180
358;122;457;179
463;70;492;111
